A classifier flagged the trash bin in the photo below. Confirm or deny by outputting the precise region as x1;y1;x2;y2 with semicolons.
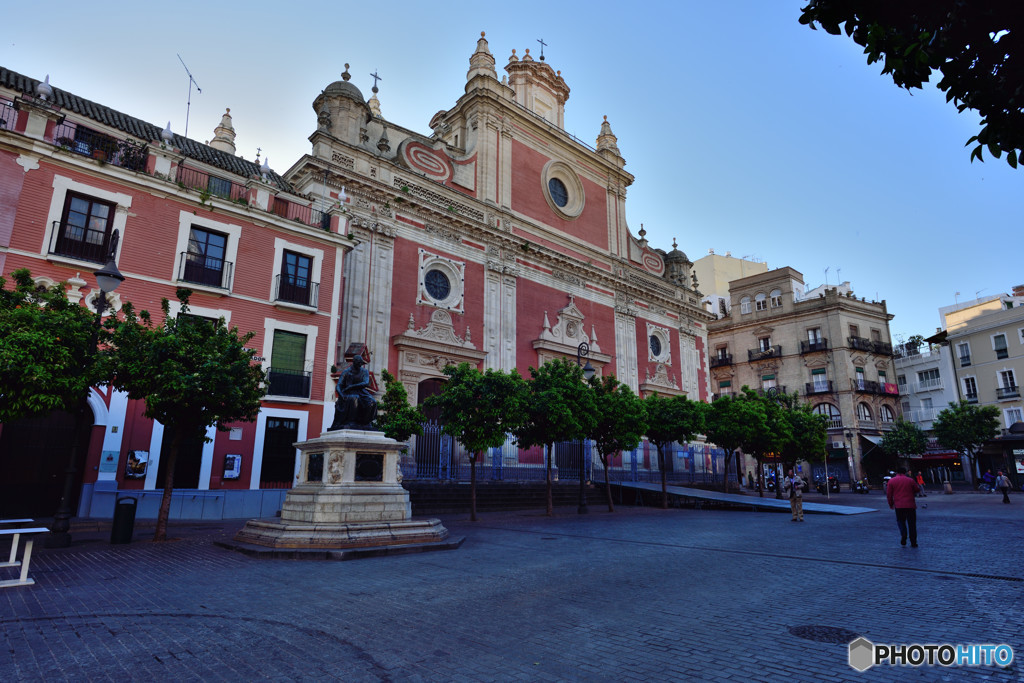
110;496;138;544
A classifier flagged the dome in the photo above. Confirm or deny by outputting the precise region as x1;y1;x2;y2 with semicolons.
664;239;689;263
323;79;365;103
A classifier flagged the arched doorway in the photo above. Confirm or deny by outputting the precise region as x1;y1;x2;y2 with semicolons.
0;408;92;518
415;378;447;478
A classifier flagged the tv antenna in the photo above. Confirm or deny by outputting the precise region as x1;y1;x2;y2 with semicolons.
177;54;202;138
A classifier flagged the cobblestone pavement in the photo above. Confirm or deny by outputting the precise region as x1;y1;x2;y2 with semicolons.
1;490;1021;682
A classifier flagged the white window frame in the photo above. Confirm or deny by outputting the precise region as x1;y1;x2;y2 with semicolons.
740;296;751;315
957;341;971;365
758;336;772;352
646;323;672;365
271;237;324;311
993;333;1009;359
808;327;822;343
250;407;310;489
963;375;978;399
173;211;242;294
770;289;782;308
880;405;896;423
1005;407;1024;429
857;403;872;421
418;249;465;313
262;319;320;403
42;174;132;268
754;293;767;311
999;369;1017;390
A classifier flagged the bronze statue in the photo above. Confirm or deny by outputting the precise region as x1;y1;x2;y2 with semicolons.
329;355;378;430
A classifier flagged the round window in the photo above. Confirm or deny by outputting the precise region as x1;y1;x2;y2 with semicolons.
424;269;451;301
548;178;569;207
649;335;662;358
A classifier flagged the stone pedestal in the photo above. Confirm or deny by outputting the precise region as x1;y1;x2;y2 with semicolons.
234;430;453;551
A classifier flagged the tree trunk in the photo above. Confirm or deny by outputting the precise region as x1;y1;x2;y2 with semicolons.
470;453;478;522
154;431;181;542
603;455;614;512
756;460;764;498
721;449;731;494
545;443;553;516
658;444;668;509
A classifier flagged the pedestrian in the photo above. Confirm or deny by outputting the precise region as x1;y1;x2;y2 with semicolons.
783;468;804;522
981;469;995;493
916;471;927;497
995;470;1012;504
886;467;921;547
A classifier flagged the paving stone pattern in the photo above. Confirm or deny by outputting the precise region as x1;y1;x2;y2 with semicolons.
1;491;1021;681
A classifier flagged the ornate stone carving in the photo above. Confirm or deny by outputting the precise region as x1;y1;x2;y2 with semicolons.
405;310;476;349
538;295;600;352
644;363;680;391
552;269;582;287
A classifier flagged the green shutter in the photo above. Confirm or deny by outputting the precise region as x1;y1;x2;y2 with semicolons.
271;330;306;372
761;374;775;381
811;368;826;375
719;380;731;388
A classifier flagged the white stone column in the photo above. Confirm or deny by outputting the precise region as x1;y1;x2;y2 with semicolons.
367;231;395;372
615;306;639;393
499;127;513;210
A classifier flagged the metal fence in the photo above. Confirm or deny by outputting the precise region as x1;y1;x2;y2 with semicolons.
398;423;730;486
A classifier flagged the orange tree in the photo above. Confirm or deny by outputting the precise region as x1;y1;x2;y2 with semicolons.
587;374;647;512
643;393;706;509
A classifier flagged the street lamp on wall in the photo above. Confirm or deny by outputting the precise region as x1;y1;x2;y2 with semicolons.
46;230;125;548
575;342;595;514
577;342;596;381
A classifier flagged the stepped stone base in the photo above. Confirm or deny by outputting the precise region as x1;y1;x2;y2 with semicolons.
232;428;454;554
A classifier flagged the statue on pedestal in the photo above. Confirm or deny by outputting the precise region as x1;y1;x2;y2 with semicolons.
329;354;378;430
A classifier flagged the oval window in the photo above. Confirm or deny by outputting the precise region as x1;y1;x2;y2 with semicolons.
548;178;569;207
650;335;662;358
424;269;451;301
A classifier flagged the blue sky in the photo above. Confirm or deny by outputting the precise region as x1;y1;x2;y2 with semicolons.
4;1;1018;341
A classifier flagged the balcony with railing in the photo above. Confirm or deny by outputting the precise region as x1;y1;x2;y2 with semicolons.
48;220;111;264
176;165;249;202
997;385;1021;400
906;407;940;423
0;97;17;130
959;354;971;367
52;121;148;171
266;368;312;399
713;391;734;401
178;251;233;290
800;339;829;354
826;418;843;430
914;378;944;393
748;345;782;362
873;340;893;355
805;381;834;396
853;379;882;394
271;197;330;230
965;392;978;404
273;274;319;309
709;354;733;368
848;336;874;352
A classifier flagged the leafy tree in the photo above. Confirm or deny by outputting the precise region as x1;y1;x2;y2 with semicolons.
777;393;829;476
932;399;1000;484
644;393;706;509
514;359;597;516
704;396;760;494
102;290;265;542
587;375;647;512
425;363;526;521
376;369;425;444
799;1;1024;167
880;418;928;459
735;388;790;498
0;269;101;423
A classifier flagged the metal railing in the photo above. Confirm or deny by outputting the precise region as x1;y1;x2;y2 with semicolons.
709;354;732;368
748;345;781;361
270;198;330;230
273;275;319;308
800;339;829;354
997;385;1020;400
52;122;148;171
965;393;978;404
853;379;882;394
959;354;971;367
48;220;110;264
805;381;833;395
266;368;312;398
178;251;233;289
713;392;734;401
914;378;944;392
0;97;17;130
848;336;874;352
176;165;248;202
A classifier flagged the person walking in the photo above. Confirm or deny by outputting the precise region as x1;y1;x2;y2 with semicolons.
995;471;1012;504
916;471;927;497
783;469;804;522
886;467;921;547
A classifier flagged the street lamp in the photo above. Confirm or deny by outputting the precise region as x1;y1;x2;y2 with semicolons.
845;429;856;488
576;342;595;514
46;230;124;548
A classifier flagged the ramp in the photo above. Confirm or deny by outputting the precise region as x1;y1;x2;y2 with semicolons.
615;482;876;515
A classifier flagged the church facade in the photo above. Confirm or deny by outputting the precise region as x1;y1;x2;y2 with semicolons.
0;34;712;519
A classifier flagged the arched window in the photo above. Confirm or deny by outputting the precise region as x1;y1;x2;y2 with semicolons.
740;296;751;314
813;403;841;428
880;405;896;423
857;402;873;421
770;289;782;307
754;292;767;311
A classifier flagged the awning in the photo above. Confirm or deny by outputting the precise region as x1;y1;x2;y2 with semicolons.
860;434;882;445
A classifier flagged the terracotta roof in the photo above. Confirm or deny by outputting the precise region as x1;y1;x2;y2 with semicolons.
0;66;292;193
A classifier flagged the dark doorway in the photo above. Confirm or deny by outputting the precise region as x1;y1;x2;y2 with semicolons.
554;440;584;480
156;428;204;489
0;409;92;518
261;417;299;487
416;378;446;478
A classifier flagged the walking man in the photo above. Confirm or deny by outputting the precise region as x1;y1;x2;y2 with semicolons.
996;470;1012;504
886;467;921;547
783;468;804;522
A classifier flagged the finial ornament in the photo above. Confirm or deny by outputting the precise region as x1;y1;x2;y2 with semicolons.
537;38;547;61
370;70;382;94
342;64;351;82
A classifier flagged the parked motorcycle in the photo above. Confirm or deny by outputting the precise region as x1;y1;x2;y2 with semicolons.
853;478;870;494
815;476;840;494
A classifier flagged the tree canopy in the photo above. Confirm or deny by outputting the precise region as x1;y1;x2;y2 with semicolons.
932;399;1000;483
588;375;647;511
799;1;1024;167
376;369;425;444
0;269;102;423
880;418;928;458
705;395;761;493
102;290;266;541
644;393;706;509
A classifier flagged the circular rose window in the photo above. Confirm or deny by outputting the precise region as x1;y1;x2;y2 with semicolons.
424;269;451;301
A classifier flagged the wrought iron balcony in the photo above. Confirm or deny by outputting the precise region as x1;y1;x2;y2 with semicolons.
748;345;782;362
873;340;893;355
52;122;148;171
848;336;874;352
267;368;312;398
805;381;834;395
965;393;978;404
959;354;971;367
853;379;882;394
997;385;1020;400
48;220;110;264
800;339;828;354
178;251;233;289
271;198;331;230
176;165;248;202
274;274;319;308
709;354;733;368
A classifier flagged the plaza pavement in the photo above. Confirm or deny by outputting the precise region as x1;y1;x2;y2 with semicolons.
0;489;1021;682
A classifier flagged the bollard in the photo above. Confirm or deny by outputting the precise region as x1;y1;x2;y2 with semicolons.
943;480;953;494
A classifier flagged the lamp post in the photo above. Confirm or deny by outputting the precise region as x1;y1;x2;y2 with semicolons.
576;342;596;514
46;230;124;548
845;429;856;487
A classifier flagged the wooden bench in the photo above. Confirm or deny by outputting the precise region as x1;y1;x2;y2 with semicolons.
0;521;50;588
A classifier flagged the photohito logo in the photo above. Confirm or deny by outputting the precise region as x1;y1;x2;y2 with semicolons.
848;637;1013;671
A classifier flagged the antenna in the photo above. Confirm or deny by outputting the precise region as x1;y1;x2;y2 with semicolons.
177;54;202;138
824;266;830;286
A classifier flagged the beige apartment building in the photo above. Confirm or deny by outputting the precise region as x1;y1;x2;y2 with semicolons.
706;267;899;484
